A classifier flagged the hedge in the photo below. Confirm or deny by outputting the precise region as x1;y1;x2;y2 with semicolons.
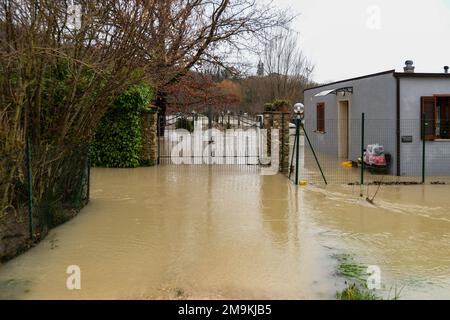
91;85;153;168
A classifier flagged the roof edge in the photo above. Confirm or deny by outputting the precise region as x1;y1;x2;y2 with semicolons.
304;70;396;92
394;72;450;78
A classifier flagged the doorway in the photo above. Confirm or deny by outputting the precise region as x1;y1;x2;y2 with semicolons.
338;101;349;159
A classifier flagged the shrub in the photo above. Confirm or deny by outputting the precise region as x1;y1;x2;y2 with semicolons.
272;99;291;111
91;85;153;168
264;103;275;112
175;117;195;133
264;99;291;112
336;283;379;300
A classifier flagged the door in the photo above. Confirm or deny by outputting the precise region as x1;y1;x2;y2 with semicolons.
338;101;349;159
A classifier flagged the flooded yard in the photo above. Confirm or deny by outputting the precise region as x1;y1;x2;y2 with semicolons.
0;166;449;300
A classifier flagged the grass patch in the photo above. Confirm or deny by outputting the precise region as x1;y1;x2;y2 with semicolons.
336;283;379;300
333;253;382;300
335;254;367;282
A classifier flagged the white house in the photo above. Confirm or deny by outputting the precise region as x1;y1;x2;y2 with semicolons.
303;61;450;176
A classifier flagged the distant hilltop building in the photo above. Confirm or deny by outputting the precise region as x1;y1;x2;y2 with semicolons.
257;60;264;76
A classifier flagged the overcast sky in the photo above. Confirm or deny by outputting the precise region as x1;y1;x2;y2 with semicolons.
272;0;450;83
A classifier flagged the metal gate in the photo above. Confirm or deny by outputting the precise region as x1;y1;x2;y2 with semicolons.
157;111;264;167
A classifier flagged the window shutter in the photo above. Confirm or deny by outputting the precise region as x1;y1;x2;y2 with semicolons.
317;103;325;132
421;97;435;140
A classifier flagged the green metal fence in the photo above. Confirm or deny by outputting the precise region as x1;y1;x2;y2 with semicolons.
288;114;450;186
0;143;90;261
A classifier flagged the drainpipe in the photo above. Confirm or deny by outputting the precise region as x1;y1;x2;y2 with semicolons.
396;76;401;177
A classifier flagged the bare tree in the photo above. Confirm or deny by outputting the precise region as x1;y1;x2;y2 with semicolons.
0;0;155;228
166;71;241;114
262;27;314;103
239;27;314;113
139;0;294;132
0;0;156;148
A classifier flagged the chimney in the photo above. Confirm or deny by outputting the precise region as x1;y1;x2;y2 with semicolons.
444;66;449;74
404;60;415;73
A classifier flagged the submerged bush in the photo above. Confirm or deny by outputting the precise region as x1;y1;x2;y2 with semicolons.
336;283;379;300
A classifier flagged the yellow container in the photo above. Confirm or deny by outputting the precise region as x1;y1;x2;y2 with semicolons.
341;161;353;168
299;180;308;186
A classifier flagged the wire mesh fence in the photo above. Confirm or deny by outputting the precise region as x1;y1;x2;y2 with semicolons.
288;115;450;186
1;144;90;261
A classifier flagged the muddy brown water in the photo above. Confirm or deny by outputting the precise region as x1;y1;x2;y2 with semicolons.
0;166;449;300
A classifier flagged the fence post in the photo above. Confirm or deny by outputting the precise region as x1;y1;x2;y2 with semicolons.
157;114;161;165
361;113;365;186
281;113;285;173
422;113;426;184
87;153;91;202
295;116;300;185
26;133;33;240
289;119;298;181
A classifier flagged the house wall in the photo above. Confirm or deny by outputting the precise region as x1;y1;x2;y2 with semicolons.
304;72;397;173
399;78;450;176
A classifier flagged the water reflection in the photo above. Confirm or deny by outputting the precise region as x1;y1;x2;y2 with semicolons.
303;185;450;299
0;166;448;300
260;175;290;246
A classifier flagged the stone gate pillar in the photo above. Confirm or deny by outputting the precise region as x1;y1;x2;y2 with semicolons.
263;112;290;174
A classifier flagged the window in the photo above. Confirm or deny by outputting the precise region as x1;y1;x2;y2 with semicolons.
421;96;450;140
317;103;325;132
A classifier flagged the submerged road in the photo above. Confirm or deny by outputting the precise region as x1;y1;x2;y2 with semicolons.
0;166;449;299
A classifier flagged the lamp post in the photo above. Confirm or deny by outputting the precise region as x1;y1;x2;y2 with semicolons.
293;103;328;185
293;103;304;185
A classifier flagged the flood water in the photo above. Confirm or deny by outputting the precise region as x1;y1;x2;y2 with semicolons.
0;166;449;300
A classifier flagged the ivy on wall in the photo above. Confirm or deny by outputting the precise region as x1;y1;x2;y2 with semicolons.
91;85;154;168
